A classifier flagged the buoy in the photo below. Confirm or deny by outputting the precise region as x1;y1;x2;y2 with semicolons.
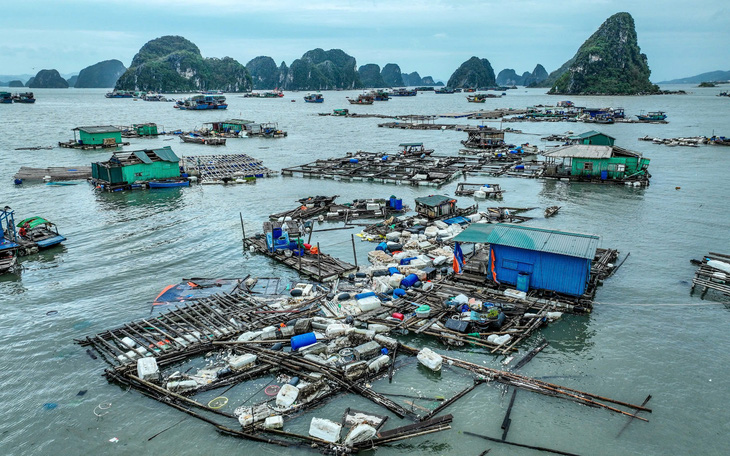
675;186;681;190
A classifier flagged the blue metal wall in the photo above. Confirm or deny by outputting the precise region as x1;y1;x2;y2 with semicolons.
491;245;591;296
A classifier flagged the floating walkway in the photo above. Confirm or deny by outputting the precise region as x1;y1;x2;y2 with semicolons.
182;154;277;184
14;166;92;182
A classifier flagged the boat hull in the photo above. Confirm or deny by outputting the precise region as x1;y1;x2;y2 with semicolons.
148;180;190;188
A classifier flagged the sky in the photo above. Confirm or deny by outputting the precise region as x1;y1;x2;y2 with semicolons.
1;0;728;82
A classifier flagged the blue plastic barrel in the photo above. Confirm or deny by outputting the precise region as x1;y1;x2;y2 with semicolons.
394;199;403;210
393;288;407;298
288;241;299;249
514;165;525;170
349;158;359;163
355;291;376;300
376;242;388;251
272;227;283;238
401;273;419;288
291;332;317;351
516;272;530;292
388;266;400;275
600;170;608;180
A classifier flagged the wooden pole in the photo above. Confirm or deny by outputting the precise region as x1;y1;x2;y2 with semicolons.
317;242;322;281
351;233;358;269
239;212;246;247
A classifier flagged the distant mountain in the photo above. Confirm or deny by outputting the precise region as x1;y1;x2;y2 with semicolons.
116;35;252;92
500;64;549;86
402;71;421;86
75;59;126;88
67;75;78;87
0;80;6;86
381;64;404;87
496;69;521;86
27;69;69;88
25;77;35;87
358;64;387;88
283;48;361;90
543;12;658;95
659;70;730;84
447;57;496;88
246;56;281;89
0;74;32;85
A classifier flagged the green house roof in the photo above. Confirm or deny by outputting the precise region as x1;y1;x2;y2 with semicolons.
452;223;495;243
74;125;121;134
415;195;453;207
569;130;615;141
486;223;599;259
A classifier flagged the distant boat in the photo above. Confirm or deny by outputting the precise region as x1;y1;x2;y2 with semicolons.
304;93;324;103
142;92;168;102
180;133;226;145
467;94;487;103
148;179;190;188
177;94;228;110
435;87;455;94
0;92;13;104
390;88;417;97
105;90;134;98
12;92;36;103
636;111;667;121
400;142;434;156
347;94;374;105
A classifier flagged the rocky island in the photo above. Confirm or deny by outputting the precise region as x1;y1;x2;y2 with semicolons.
75;59;127;88
447;57;496;88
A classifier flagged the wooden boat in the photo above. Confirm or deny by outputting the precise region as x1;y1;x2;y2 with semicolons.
304;93;324;103
142;92;168;102
180;133;226;145
399;142;434;156
545;206;561;218
455;183;503;198
148;179;190;188
435;87;454;94
466;94;487;103
636;111;667;121
12;92;35;103
390;88;417;97
0;92;13;104
15;216;66;249
105;90;134;98
347;94;374;105
371;90;389;101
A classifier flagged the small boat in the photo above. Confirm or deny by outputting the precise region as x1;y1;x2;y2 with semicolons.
545;206;561;218
142;92;168;102
180;133;226;145
371;90;389;101
463;88;476;93
148;179;190;188
177;94;228;110
435;87;455;94
0;92;13;104
105;90;134;98
399;142;434;156
347;94;374;105
12;92;36;103
304;93;324;103
16;216;66;249
467;94;487;103
636;111;667;121
389;88;417;97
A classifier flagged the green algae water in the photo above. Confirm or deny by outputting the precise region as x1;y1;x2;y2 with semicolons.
1;87;729;455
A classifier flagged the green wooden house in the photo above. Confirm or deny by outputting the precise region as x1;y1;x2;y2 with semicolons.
91;146;181;185
73;126;123;146
415;195;457;219
543;144;650;183
569;130;615;146
205;119;254;134
133;123;158;136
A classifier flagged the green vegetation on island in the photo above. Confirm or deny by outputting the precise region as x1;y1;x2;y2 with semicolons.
447;57;496;88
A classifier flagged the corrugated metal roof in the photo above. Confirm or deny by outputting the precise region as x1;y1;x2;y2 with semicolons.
569;130;615;140
452;223;495;243
153;146;180;162
74;125;120;134
132;151;153;164
543;145;613;159
486;223;599;259
415;195;453;207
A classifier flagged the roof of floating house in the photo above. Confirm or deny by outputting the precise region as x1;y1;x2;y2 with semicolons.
107;147;180;165
73;125;121;134
486;223;599;260
414;195;454;207
568;130;616;141
452;223;495;243
542;144;641;159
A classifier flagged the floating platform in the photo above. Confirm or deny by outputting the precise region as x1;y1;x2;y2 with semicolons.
14;166;92;182
182;154;277;184
691;252;730;298
58;140;129;150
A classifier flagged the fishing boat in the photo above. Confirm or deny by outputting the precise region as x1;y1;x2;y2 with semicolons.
390;88;417;97
177;94;228;110
12;92;36;103
105;90;134;98
180;133;226;145
15;216;66;249
304;93;324;103
435;87;455;94
347;94;374;105
142;92;168;102
399;142;434;156
0;92;12;104
467;94;487;103
372;90;389;101
545;206;561;218
148;179;190;188
463;88;476;93
636;111;667;121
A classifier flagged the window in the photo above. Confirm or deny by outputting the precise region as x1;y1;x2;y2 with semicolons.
616;164;626;172
583;162;593;172
502;259;534;273
135;172;143;177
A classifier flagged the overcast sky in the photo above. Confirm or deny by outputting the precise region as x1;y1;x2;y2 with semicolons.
1;0;728;82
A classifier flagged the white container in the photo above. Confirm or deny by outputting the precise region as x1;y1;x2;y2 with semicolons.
437;229;450;238
237;331;260;342
468;213;482;223
121;337;136;349
137;357;159;382
546;312;563;321
424;226;439;238
503;289;527;300
453;294;469;305
368;354;390;373
432;255;448;266
367;324;389;333
487;334;511;346
166;380;198;392
422;282;434;292
473;190;487;198
367;203;381;211
344;423;377;445
309;417;342;443
229;353;257;370
417;347;443;372
434;220;448;230
326;324;351;338
276;384;300;408
385;231;401;241
374;334;398;350
358;296;382;312
264;415;284;430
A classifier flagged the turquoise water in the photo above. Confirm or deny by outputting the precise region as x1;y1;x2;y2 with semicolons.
1;86;729;455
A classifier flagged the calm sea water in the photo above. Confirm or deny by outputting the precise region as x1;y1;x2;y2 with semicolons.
1;86;729;455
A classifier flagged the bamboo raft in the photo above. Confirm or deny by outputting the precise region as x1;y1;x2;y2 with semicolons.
14;166;92;182
281;151;517;188
378;121;472;131
691;252;730;298
182;154;277;183
58;140;129;149
455;182;504;198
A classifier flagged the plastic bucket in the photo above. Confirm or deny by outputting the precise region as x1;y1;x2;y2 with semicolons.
291;332;317;351
401;273;419;288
